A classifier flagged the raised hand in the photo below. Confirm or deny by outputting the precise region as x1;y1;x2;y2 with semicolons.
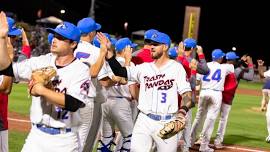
257;59;264;66
196;45;203;55
177;41;184;56
189;59;198;70
124;45;132;65
96;32;109;55
0;11;9;39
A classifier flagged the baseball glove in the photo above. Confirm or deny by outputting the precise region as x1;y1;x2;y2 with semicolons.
28;66;57;96
157;114;186;139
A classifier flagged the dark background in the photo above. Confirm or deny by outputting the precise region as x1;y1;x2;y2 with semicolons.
1;0;269;64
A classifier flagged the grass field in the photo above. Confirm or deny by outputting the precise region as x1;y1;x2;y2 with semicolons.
7;81;270;151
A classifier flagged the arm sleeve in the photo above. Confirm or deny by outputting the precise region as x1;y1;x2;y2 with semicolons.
197;54;210;75
21;45;31;58
107;56;128;78
64;94;85;112
176;64;191;95
241;67;254;81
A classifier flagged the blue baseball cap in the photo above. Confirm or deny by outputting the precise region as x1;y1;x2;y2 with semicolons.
226;51;239;60
47;33;54;45
144;29;158;40
7;17;22;36
77;17;101;34
149;31;171;47
168;47;178;58
93;33;117;48
47;22;81;42
115;38;138;52
212;49;225;61
183;38;197;48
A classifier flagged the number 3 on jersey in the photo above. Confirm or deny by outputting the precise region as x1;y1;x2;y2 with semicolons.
203;69;221;82
161;92;167;103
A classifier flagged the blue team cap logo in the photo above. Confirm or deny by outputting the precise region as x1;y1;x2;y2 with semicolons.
144;29;158;40
212;49;225;61
115;37;138;52
226;51;239;60
7;17;22;36
47;21;81;42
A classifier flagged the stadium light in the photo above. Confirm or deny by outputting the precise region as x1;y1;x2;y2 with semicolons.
232;46;236;51
60;9;66;14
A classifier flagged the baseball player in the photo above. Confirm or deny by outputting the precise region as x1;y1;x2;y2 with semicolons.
131;29;157;65
176;38;209;152
191;49;234;152
105;31;192;152
0;13;91;152
98;38;139;152
257;59;270;143
213;52;254;148
0;16;26;152
74;17;113;152
260;79;270;112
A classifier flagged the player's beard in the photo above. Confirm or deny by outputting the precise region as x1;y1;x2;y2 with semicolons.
151;51;163;59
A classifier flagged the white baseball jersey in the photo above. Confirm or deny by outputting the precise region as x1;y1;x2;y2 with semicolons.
107;57;136;99
197;62;234;91
264;70;270;78
126;60;191;114
12;53;91;128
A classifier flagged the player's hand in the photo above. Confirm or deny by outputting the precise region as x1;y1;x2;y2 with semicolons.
177;41;184;56
0;12;9;39
189;59;198;70
196;45;203;55
257;59;264;66
96;32;110;56
28;81;44;97
124;45;132;65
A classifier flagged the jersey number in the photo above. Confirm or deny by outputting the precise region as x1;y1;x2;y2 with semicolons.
203;69;221;82
56;107;69;120
161;92;167;103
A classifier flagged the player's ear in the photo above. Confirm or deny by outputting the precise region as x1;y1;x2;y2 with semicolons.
164;45;169;51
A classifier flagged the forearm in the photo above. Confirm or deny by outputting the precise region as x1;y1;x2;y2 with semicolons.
242;67;254;81
0;76;13;94
39;87;65;108
0;37;12;70
180;91;192;109
258;65;265;78
129;84;139;101
106;56;128;78
90;52;106;78
197;56;209;75
99;77;117;87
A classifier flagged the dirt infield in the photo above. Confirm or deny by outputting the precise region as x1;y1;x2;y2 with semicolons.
236;88;261;96
8;112;30;132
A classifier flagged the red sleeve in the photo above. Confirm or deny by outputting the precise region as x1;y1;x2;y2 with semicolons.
198;54;205;60
22;45;31;58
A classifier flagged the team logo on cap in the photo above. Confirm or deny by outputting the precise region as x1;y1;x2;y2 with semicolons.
57;23;67;29
151;33;158;39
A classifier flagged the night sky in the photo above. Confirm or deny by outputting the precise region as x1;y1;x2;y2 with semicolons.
1;0;269;64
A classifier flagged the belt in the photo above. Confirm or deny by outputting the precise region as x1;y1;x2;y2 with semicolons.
146;113;173;121
34;124;71;135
